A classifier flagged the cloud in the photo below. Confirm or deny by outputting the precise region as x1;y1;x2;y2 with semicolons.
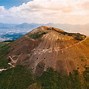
79;1;89;10
0;6;4;11
0;0;89;24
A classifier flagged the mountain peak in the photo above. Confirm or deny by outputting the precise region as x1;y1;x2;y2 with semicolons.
30;26;64;34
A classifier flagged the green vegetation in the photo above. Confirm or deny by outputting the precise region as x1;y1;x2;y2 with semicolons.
29;32;47;39
4;40;15;42
74;33;86;41
0;42;10;68
83;67;89;89
0;66;34;89
0;67;88;89
61;32;86;41
37;68;83;89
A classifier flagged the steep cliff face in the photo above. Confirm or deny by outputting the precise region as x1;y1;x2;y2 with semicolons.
8;26;89;75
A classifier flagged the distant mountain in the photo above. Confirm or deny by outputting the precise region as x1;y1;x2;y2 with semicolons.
15;23;41;29
0;23;40;41
0;23;16;29
0;23;89;35
0;23;89;42
1;32;24;41
0;23;41;30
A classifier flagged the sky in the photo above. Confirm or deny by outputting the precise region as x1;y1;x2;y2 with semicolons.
0;0;89;25
0;0;31;8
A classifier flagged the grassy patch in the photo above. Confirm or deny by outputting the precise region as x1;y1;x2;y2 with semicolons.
0;42;10;68
83;67;89;89
0;66;34;89
29;32;47;39
37;68;83;89
61;32;86;41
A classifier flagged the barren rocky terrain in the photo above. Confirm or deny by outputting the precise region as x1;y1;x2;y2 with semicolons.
7;26;89;75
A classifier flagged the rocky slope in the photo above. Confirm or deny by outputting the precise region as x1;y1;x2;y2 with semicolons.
7;26;89;75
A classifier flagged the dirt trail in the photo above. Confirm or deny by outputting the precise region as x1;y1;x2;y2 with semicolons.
32;32;87;55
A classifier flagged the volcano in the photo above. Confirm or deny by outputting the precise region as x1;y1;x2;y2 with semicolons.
7;26;89;75
0;26;89;89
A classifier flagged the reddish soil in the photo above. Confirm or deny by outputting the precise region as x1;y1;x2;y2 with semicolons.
8;26;89;75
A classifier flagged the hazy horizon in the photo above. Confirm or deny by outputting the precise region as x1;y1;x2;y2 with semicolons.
0;0;89;36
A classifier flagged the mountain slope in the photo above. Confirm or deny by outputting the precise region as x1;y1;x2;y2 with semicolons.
7;26;88;75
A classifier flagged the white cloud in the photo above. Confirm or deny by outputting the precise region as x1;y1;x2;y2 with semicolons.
0;0;89;24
